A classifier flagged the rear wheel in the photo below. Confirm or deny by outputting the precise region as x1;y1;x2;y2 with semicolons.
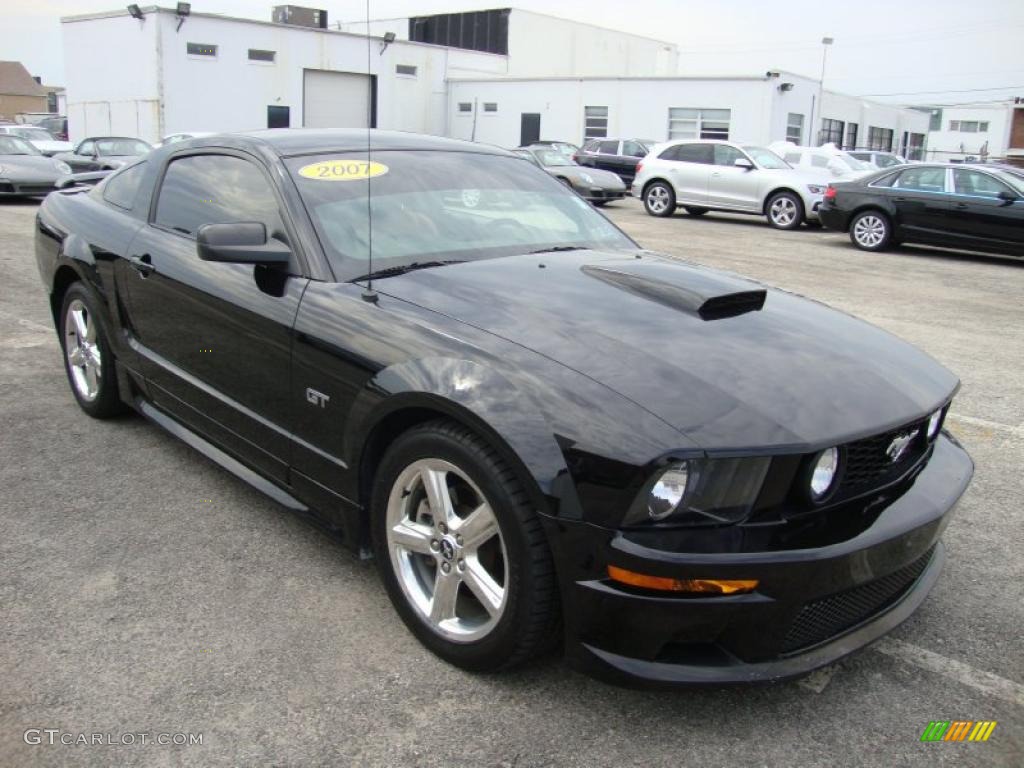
59;283;123;418
371;421;558;672
849;210;892;251
766;191;804;230
643;182;675;217
684;206;708;216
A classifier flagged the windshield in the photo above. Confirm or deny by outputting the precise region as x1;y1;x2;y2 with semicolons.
994;170;1024;195
535;149;573;167
743;146;790;170
97;139;151;156
0;136;40;155
838;154;872;171
287;150;635;281
11;127;54;142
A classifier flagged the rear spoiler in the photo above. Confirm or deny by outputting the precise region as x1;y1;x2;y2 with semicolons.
55;170;112;190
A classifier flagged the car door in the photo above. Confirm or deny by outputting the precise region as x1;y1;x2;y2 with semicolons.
121;150;310;482
707;144;761;211
595;140;622;176
889;166;952;240
662;143;713;204
946;169;1024;253
69;140;97;172
619;140;648;182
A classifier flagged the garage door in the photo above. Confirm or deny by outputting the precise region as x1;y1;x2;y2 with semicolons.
303;70;373;129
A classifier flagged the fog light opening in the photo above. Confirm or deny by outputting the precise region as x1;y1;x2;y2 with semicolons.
607;565;758;595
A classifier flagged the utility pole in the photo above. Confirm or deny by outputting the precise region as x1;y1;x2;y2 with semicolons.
812;36;834;146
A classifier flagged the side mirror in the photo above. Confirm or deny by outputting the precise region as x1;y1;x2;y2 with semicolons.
998;189;1018;202
197;222;291;264
734;158;755;170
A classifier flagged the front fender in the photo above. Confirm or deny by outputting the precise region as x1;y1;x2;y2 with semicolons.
348;357;575;513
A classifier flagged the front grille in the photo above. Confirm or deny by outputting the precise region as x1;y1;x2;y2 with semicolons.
781;545;935;654
841;418;928;491
14;184;55;196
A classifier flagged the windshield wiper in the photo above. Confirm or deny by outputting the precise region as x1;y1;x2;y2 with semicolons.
526;246;586;255
353;260;463;282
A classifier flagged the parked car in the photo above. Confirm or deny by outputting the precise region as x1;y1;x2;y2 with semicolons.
0;124;72;156
52;137;152;172
633;140;831;229
35;130;972;687
819;163;1023;256
519;140;579;158
574;138;655;183
0;135;71;196
848;150;907;169
514;147;625;205
771;142;874;179
38;116;68;141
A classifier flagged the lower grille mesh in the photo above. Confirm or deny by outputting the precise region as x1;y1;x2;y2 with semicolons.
781;545;935;654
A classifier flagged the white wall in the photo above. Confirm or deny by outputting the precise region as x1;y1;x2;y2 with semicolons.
448;77;773;148
926;104;1013;161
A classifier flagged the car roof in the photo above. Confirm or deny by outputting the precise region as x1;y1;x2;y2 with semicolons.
209;129;512;158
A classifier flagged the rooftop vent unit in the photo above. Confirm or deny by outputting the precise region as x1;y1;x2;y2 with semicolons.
272;5;328;29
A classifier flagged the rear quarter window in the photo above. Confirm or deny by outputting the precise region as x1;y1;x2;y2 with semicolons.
100;162;147;210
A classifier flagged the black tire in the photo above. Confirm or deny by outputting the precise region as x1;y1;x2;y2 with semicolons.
591;200;607;207
849;210;893;252
684;206;708;216
643;181;676;217
765;191;805;230
371;420;559;672
59;283;124;419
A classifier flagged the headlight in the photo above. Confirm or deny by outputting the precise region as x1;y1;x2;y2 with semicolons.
809;447;840;502
926;409;943;440
807;184;827;194
55;161;72;174
0;163;5;175
579;172;595;184
628;457;771;526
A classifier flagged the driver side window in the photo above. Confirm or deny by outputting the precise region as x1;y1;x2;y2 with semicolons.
153;154;285;240
713;145;746;166
78;140;95;156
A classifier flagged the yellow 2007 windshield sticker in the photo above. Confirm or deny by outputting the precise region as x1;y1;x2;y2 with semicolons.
298;159;389;181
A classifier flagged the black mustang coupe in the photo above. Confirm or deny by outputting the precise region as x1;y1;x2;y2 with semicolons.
35;130;973;686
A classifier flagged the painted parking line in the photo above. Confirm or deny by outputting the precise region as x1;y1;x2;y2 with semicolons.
872;638;1024;708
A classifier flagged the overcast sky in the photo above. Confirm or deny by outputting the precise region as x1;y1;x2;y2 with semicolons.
4;0;1022;105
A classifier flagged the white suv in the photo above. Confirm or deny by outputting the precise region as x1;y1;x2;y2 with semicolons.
632;140;830;229
770;142;874;179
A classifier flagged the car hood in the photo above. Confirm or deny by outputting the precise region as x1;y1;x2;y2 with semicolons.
379;250;958;451
30;140;73;155
555;166;624;188
0;154;61;180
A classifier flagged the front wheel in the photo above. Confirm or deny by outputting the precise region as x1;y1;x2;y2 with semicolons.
849;210;892;251
643;182;676;217
371;421;558;672
766;191;804;230
59;283;124;418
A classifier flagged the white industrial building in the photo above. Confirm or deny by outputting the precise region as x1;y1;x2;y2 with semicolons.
923;100;1024;163
61;4;928;156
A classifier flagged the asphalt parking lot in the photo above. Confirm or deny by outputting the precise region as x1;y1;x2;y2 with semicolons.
1;196;1021;767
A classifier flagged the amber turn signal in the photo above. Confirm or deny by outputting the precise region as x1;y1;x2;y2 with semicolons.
607;565;758;595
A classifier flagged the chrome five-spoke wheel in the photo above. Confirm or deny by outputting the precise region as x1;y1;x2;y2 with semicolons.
385;458;508;642
64;298;102;402
769;196;798;228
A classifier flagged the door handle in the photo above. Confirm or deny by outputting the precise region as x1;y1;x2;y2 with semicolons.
711;172;722;177
127;253;154;276
954;202;969;210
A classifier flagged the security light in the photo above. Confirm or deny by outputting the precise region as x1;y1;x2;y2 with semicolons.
176;2;191;15
779;82;794;92
379;31;397;55
127;4;144;20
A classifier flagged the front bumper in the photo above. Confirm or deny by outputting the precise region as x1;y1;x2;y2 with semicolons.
0;179;57;197
544;433;972;687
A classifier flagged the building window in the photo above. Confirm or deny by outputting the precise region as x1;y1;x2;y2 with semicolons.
483;102;497;113
267;105;290;129
669;108;731;140
248;49;275;63
867;126;894;151
845;122;858;150
949;120;988;133
786;113;804;144
819;118;844;146
395;64;417;77
928;109;942;132
186;43;218;57
906;132;926;161
585;106;609;139
457;102;473;114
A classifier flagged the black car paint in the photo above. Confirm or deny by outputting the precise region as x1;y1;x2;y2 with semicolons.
575;139;650;184
819;165;1024;256
35;130;973;686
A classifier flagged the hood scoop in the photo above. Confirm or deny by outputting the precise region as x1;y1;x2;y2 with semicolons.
581;262;766;321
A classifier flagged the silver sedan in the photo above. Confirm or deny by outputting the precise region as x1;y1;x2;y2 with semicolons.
514;148;626;206
0;136;70;197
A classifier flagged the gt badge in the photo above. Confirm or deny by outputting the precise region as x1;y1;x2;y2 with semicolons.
305;388;330;408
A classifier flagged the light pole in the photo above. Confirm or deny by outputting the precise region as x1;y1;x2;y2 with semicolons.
812;36;834;146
